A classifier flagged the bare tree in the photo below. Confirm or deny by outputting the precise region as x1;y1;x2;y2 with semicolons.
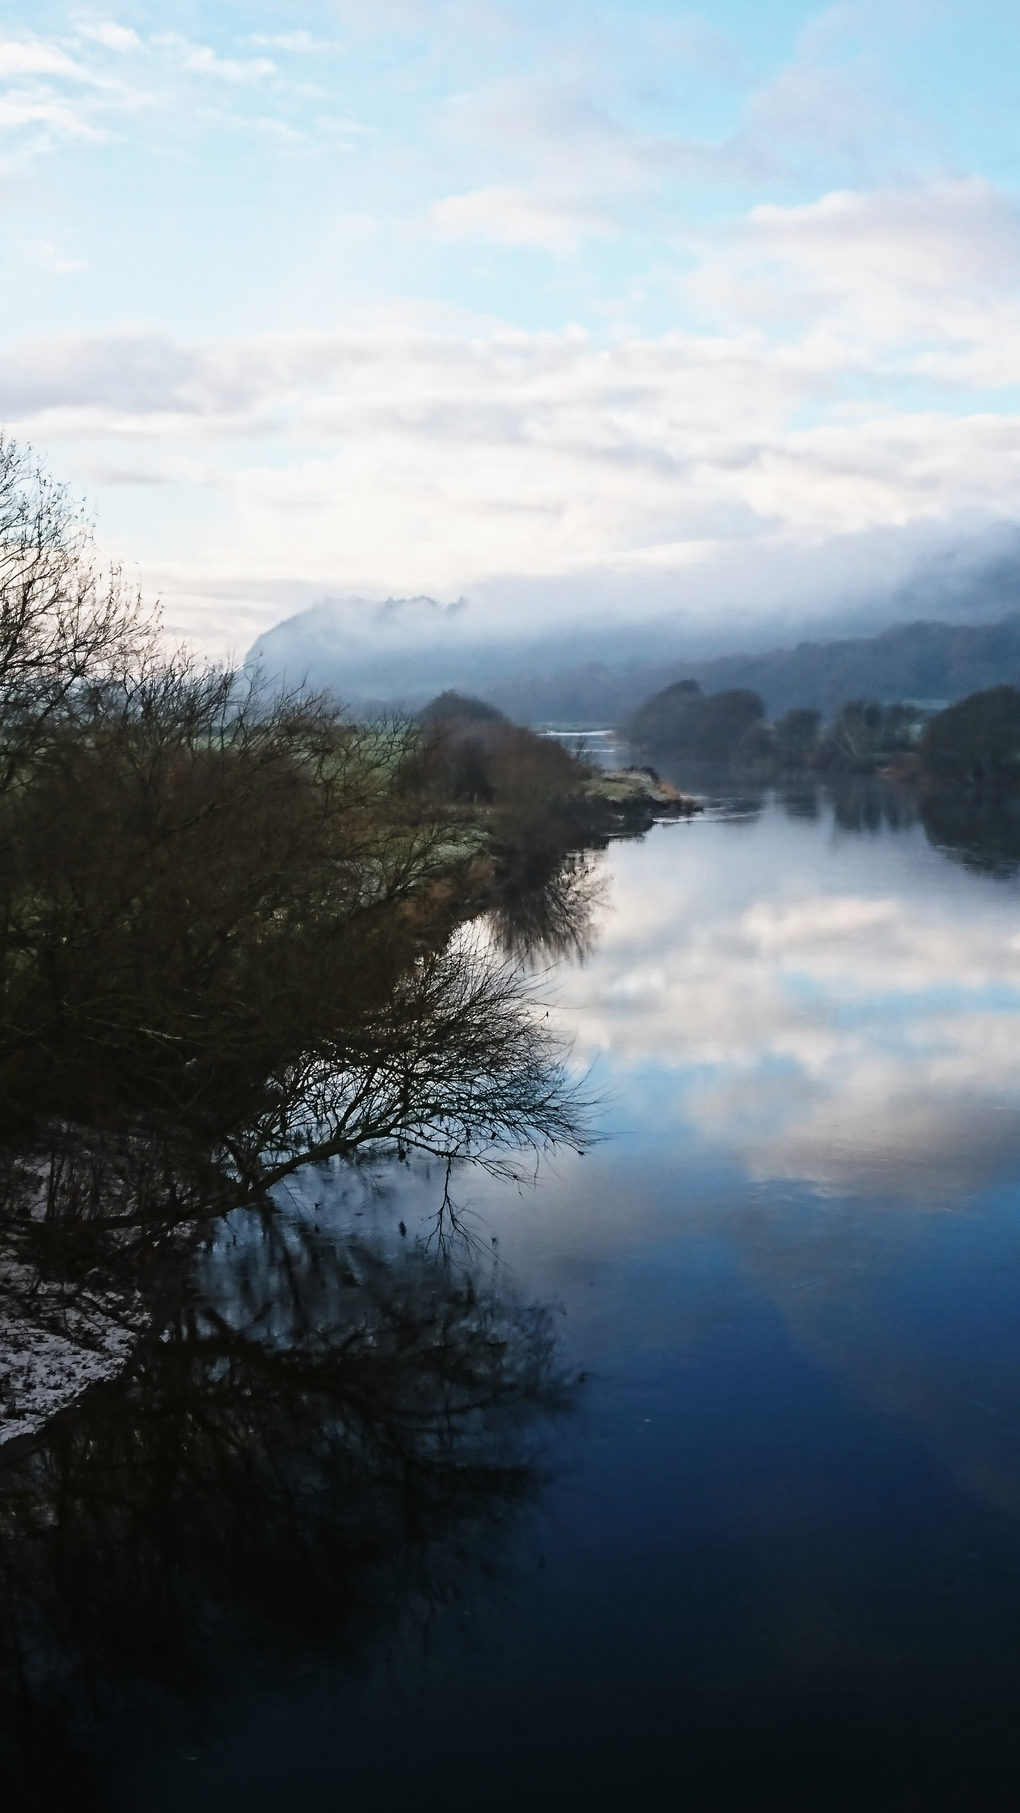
0;435;154;786
0;441;593;1263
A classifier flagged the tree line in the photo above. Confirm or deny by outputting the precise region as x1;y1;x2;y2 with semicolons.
624;675;1020;787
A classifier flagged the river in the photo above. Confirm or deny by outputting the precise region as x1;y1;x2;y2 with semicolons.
7;772;1020;1809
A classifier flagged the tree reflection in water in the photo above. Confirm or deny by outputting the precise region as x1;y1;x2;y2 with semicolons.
0;842;605;1808
822;777;918;836
488;848;606;968
0;1213;573;1808
918;788;1020;877
0;837;603;1430
778;774;1020;876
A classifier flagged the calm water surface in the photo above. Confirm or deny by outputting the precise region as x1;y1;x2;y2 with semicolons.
22;780;1020;1808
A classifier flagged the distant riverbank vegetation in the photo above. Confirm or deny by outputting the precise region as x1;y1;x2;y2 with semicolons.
625;676;1020;791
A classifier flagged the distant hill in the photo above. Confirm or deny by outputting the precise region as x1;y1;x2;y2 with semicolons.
247;606;1020;727
669;617;1020;721
484;616;1020;724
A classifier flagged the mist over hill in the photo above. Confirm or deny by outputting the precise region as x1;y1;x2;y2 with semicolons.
626;616;1020;722
244;518;1020;722
247;605;1020;726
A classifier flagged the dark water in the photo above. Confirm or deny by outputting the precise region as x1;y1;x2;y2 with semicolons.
10;779;1020;1809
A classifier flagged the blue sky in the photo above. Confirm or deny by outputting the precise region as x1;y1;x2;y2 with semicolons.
3;1;1020;653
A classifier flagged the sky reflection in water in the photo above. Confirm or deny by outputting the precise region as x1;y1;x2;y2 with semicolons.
31;785;1020;1807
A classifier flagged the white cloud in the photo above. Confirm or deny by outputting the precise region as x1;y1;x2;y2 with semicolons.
151;35;275;83
428;5;930;237
0;23;285;167
0;88;107;142
250;32;342;54
685;180;1020;388
430;184;616;250
0;27;158;156
0;8;1012;663
0;39;83;79
76;22;141;54
438;74;683;210
2;13;1020;652
737;43;925;184
6;214;1020;648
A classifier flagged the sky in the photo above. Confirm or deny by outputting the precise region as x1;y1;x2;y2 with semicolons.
3;1;1020;656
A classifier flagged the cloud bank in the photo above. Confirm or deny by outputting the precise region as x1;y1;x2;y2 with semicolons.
1;5;1019;653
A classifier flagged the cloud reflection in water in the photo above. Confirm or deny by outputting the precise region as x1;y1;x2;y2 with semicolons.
552;797;1020;1203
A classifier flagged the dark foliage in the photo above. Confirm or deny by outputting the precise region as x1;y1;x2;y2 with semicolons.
731;719;778;771
639;693;922;778
625;681;765;763
416;689;507;728
774;708;823;766
0;440;592;1248
729;700;921;776
811;700;921;771
407;696;605;881
920;685;1020;786
654;616;1020;721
